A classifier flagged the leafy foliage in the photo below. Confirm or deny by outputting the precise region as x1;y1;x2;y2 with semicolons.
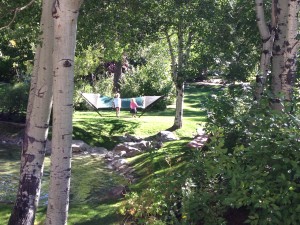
0;82;29;122
121;42;175;109
0;0;41;83
181;85;300;224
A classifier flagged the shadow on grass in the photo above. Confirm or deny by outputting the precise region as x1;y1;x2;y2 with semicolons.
69;200;124;225
129;138;194;190
0;144;21;161
73;118;140;150
0;203;12;224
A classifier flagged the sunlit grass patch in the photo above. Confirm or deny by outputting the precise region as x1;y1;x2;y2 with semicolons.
70;156;127;204
0;204;12;224
68;201;124;225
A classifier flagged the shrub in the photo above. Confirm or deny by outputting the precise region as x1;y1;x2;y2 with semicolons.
121;42;175;110
0;82;29;122
182;85;300;225
121;67;174;110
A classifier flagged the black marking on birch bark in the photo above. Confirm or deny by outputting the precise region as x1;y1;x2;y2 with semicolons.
37;86;46;98
63;60;72;67
284;40;290;47
270;98;281;103
25;154;35;163
276;7;281;15
287;71;295;84
256;75;263;84
23;134;29;153
62;59;73;67
287;47;293;53
62;133;72;139
263;49;269;55
28;136;36;143
36;124;49;129
288;58;295;64
52;0;60;19
262;36;271;43
274;45;281;52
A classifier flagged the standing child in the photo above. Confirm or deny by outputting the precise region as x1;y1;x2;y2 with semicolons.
130;98;139;117
113;93;121;117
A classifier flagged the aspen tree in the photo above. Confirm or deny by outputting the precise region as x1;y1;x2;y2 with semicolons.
45;0;83;224
9;0;54;224
255;0;300;110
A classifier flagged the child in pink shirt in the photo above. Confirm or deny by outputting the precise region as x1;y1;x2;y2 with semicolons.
130;98;139;117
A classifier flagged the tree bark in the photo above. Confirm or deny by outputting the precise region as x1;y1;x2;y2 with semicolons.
45;0;83;224
173;82;184;129
113;60;122;93
26;45;41;121
271;0;300;111
165;19;193;129
254;0;276;100
8;0;54;224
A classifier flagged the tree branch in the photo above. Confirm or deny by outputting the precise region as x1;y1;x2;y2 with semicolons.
255;0;270;41
164;27;177;81
0;0;36;31
184;30;194;63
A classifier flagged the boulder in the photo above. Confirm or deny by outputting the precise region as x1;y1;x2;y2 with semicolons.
111;158;128;169
112;141;151;157
72;140;91;153
156;131;179;142
89;147;108;155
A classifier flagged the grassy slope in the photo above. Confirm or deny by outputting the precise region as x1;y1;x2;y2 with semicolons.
0;84;217;224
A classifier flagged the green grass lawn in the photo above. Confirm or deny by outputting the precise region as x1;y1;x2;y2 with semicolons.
0;83;217;224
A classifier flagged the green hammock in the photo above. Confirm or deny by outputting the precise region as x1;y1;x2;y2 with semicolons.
80;93;164;117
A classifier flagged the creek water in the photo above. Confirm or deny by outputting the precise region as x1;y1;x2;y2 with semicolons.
0;144;126;205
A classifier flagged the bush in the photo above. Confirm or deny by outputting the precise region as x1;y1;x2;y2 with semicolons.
0;82;29;122
181;85;300;225
120;68;174;110
121;42;175;110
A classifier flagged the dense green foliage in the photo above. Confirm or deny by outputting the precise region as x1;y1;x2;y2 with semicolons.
74;41;175;110
180;86;300;225
117;85;300;225
0;0;40;83
0;82;28;122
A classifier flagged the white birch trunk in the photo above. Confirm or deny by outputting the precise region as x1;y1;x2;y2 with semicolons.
165;21;190;129
45;0;83;224
173;83;184;129
9;0;54;224
279;1;299;109
254;0;275;100
173;22;185;129
26;45;41;121
271;0;300;111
